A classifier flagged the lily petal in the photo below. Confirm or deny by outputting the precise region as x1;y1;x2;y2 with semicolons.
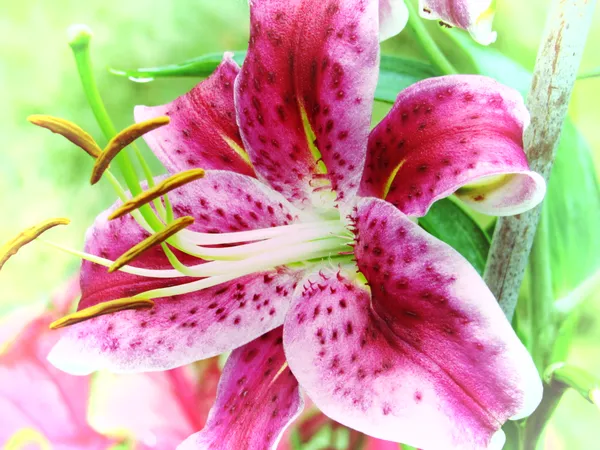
283;198;542;450
236;0;379;205
0;313;112;449
49;171;305;374
361;75;545;217
91;364;219;449
179;327;303;450
419;0;497;45
379;0;409;42
135;54;255;177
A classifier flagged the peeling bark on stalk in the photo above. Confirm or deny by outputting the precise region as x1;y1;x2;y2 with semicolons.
484;0;597;320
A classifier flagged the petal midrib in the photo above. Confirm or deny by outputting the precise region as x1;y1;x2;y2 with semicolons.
369;302;502;431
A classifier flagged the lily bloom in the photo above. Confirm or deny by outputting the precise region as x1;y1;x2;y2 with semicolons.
0;284;113;450
38;0;545;449
380;0;497;45
418;0;497;45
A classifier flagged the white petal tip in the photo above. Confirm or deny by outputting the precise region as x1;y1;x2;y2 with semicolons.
47;339;97;376
379;0;409;42
458;171;547;217
488;429;506;450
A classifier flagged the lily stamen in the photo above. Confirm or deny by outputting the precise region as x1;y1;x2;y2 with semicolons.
134;238;351;301
90;116;171;185
109;168;206;220
38;220;350;282
177;220;342;246
109;216;195;272
39;239;182;278
184;227;351;261
0;218;70;270
27;115;103;158
49;297;155;329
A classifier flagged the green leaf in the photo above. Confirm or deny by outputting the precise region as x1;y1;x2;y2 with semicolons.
544;363;600;408
109;51;247;79
547;123;600;298
419;199;490;275
446;30;600;299
375;55;437;103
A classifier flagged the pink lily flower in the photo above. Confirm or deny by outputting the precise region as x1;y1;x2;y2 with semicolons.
0;278;224;449
92;359;222;449
417;0;497;45
0;305;113;449
46;1;545;449
379;0;497;45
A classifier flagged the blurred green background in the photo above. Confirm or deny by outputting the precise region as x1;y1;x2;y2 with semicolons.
0;0;598;448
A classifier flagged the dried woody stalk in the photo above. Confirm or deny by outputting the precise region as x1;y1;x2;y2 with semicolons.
484;0;597;320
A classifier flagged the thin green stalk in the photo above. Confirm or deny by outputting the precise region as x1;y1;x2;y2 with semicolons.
554;266;600;313
68;28;139;194
68;26;166;231
523;381;566;450
405;0;457;76
528;205;555;371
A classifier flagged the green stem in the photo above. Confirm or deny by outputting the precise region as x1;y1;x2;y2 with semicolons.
68;28;139;194
68;26;165;231
405;0;457;76
523;381;566;450
528;204;555;371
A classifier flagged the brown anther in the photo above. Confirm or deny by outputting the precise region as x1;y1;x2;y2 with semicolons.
90;116;171;185
28;115;102;158
109;169;205;220
49;297;155;329
109;216;195;272
0;218;70;271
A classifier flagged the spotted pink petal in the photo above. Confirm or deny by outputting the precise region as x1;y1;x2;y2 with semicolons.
179;327;303;450
419;0;497;45
236;0;379;205
49;171;306;375
0;313;112;450
379;0;409;41
283;198;542;450
135;54;255;177
360;75;545;217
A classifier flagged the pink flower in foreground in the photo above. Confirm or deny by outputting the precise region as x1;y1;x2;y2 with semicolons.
0;294;112;449
0;280;220;450
43;1;544;449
